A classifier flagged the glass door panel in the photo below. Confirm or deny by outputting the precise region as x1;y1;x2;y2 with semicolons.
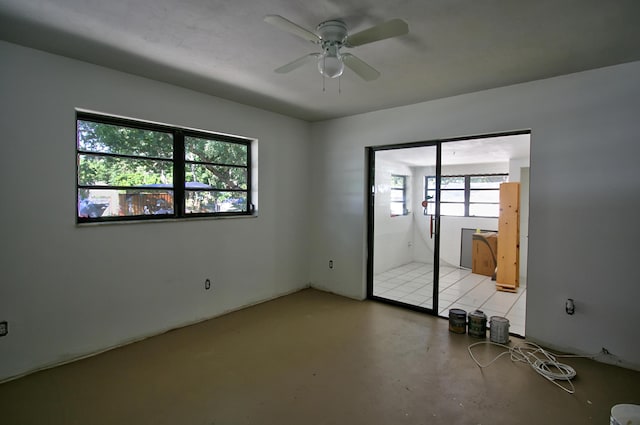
370;145;439;312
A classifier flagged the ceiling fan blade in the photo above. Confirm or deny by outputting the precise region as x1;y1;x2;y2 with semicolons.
264;15;320;44
345;18;409;47
274;53;320;74
342;54;380;81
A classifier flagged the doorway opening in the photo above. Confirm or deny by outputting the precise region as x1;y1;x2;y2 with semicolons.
366;131;530;336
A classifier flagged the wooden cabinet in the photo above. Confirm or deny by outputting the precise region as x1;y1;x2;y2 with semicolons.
496;182;520;292
472;232;497;277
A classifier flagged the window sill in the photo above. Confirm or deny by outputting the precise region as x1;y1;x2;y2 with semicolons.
76;213;259;227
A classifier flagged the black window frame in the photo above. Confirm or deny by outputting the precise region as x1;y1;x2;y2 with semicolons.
76;111;253;224
390;174;409;217
425;173;507;218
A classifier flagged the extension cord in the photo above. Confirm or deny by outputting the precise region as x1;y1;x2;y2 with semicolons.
467;341;596;394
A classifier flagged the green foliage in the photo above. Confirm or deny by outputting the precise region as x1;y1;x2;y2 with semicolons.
186;136;247;166
77;120;247;191
77;120;173;158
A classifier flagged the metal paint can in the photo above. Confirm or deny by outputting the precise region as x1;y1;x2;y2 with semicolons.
610;404;640;425
467;310;487;338
489;316;510;344
448;308;467;334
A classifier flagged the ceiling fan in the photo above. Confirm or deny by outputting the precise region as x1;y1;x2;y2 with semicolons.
264;15;409;81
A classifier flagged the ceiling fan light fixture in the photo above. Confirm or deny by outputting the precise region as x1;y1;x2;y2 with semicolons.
265;15;408;82
318;45;343;78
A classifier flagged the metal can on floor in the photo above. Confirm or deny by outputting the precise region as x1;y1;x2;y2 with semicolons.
468;310;487;338
489;316;510;344
610;404;640;425
448;308;467;334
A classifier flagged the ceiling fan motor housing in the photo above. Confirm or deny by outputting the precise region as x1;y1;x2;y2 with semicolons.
317;20;348;47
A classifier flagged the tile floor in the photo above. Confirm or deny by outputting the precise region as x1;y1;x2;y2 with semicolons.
373;261;526;336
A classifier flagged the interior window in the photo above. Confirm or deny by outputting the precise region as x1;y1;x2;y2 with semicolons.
425;174;507;217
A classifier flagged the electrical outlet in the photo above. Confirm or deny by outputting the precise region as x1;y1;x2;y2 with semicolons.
565;298;575;315
205;278;211;290
329;260;334;269
0;321;8;337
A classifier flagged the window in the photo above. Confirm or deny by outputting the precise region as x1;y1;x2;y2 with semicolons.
425;174;507;217
390;174;409;216
76;112;253;223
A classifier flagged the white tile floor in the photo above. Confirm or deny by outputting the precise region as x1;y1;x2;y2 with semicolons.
373;262;526;336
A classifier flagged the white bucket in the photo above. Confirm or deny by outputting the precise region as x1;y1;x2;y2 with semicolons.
489;316;509;344
611;404;640;425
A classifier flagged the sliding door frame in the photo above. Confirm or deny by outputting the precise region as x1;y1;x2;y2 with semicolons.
366;140;441;315
366;129;531;315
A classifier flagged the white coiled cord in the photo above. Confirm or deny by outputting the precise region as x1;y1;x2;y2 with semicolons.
467;341;597;394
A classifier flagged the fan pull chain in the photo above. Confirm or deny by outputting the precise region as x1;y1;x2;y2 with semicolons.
322;55;326;92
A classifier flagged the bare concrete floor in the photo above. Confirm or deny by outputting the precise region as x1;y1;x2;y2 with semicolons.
1;288;638;425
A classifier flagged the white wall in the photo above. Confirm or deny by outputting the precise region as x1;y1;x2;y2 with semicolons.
309;61;640;370
372;159;414;273
410;164;436;266
0;41;311;381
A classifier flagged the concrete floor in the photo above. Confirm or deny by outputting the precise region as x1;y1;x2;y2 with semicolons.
0;288;638;425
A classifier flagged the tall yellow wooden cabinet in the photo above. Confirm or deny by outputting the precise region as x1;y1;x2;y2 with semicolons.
496;182;520;292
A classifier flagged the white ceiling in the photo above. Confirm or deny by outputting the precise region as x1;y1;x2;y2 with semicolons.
1;0;640;122
376;133;530;167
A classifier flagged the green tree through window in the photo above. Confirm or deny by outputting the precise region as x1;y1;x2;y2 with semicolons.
76;112;253;222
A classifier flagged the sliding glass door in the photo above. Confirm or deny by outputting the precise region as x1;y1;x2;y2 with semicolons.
367;131;530;337
367;144;441;313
